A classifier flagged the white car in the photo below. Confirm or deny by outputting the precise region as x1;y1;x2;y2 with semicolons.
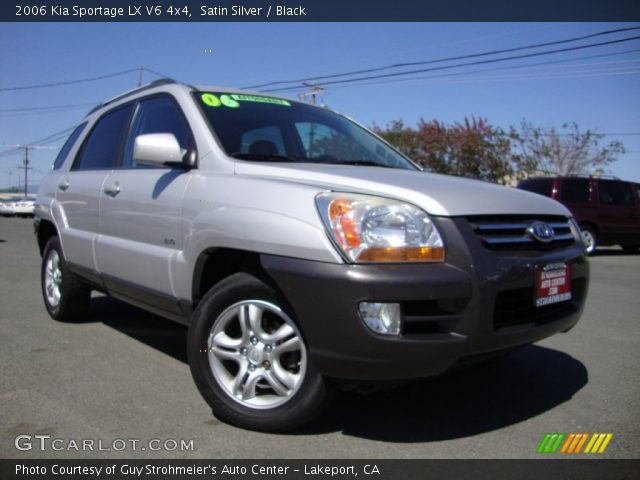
0;198;35;217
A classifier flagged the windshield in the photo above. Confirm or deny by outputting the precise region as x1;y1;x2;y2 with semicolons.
194;92;417;170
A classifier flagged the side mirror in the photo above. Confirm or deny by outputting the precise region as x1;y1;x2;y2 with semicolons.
133;133;194;168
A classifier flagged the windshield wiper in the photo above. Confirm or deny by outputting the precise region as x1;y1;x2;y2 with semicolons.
325;160;392;168
231;152;297;163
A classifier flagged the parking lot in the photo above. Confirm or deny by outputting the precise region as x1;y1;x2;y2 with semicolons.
0;215;638;459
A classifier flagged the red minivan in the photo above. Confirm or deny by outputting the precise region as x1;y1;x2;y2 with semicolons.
517;176;640;254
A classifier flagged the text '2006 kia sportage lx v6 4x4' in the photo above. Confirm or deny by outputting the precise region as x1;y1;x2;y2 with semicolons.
35;80;589;432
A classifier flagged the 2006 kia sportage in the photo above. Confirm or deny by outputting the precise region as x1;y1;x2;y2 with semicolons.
35;79;589;431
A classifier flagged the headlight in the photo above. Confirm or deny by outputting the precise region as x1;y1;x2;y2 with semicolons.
316;192;445;263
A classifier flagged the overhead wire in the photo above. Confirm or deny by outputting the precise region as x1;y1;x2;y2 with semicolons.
261;35;640;93
0;68;139;92
342;60;640;89
0;126;77;159
332;49;640;90
245;26;640;90
0;102;97;113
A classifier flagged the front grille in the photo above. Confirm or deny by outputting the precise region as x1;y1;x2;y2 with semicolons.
493;278;586;330
468;215;575;250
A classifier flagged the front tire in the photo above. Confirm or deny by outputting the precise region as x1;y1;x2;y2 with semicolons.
41;237;90;322
580;226;597;255
188;273;333;432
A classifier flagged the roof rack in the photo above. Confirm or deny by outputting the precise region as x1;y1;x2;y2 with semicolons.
87;78;177;115
565;173;620;180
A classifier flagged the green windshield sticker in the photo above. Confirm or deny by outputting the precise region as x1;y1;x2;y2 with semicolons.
201;93;221;107
220;94;240;108
230;94;291;107
201;92;291;108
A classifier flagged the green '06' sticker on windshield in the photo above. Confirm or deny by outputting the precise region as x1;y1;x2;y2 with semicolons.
201;92;290;108
220;94;240;108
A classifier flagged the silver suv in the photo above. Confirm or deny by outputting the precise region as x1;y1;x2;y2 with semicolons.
35;80;589;432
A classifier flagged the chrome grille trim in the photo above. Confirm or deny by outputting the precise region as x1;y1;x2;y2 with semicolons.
468;216;576;250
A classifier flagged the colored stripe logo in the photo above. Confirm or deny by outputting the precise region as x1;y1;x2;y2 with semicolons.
537;433;565;453
584;433;614;454
537;433;613;454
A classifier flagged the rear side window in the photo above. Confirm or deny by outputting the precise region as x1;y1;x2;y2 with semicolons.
560;178;590;203
518;178;553;197
598;180;634;206
73;104;134;170
122;96;192;168
52;123;86;170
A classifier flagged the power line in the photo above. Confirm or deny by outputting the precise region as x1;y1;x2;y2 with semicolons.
245;26;640;90
143;67;174;80
328;48;640;91
429;68;640;85
0;68;138;92
0;102;97;113
348;66;640;89
263;35;640;93
0;126;76;160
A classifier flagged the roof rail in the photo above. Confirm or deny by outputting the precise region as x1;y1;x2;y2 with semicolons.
565;173;620;180
87;78;177;115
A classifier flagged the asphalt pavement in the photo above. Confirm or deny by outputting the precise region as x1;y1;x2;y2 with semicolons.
0;216;638;459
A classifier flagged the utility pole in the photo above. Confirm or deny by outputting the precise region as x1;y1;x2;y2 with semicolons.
298;82;325;106
23;147;30;197
137;66;144;87
3;144;56;197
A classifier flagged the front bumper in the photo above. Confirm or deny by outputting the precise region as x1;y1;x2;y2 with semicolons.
261;217;589;381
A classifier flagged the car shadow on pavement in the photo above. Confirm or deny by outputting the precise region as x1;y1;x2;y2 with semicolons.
88;295;588;442
302;345;588;442
592;249;638;257
89;295;189;364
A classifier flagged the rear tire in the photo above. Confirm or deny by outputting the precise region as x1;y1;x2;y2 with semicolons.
41;237;90;322
188;272;333;432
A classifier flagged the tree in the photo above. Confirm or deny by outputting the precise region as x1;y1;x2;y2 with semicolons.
512;121;625;176
373;120;422;159
374;117;516;184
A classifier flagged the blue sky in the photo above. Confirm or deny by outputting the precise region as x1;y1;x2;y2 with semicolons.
1;22;639;188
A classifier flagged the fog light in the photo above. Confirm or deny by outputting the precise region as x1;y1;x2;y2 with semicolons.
358;302;401;336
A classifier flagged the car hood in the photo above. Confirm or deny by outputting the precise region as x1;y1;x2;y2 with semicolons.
234;162;571;217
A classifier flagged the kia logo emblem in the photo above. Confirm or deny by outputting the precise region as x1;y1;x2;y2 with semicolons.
527;221;555;243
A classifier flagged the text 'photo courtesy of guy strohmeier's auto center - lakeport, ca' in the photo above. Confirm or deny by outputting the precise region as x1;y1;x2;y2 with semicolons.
1;1;639;479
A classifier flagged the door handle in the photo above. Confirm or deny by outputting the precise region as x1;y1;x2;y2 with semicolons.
103;183;121;197
58;180;70;191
